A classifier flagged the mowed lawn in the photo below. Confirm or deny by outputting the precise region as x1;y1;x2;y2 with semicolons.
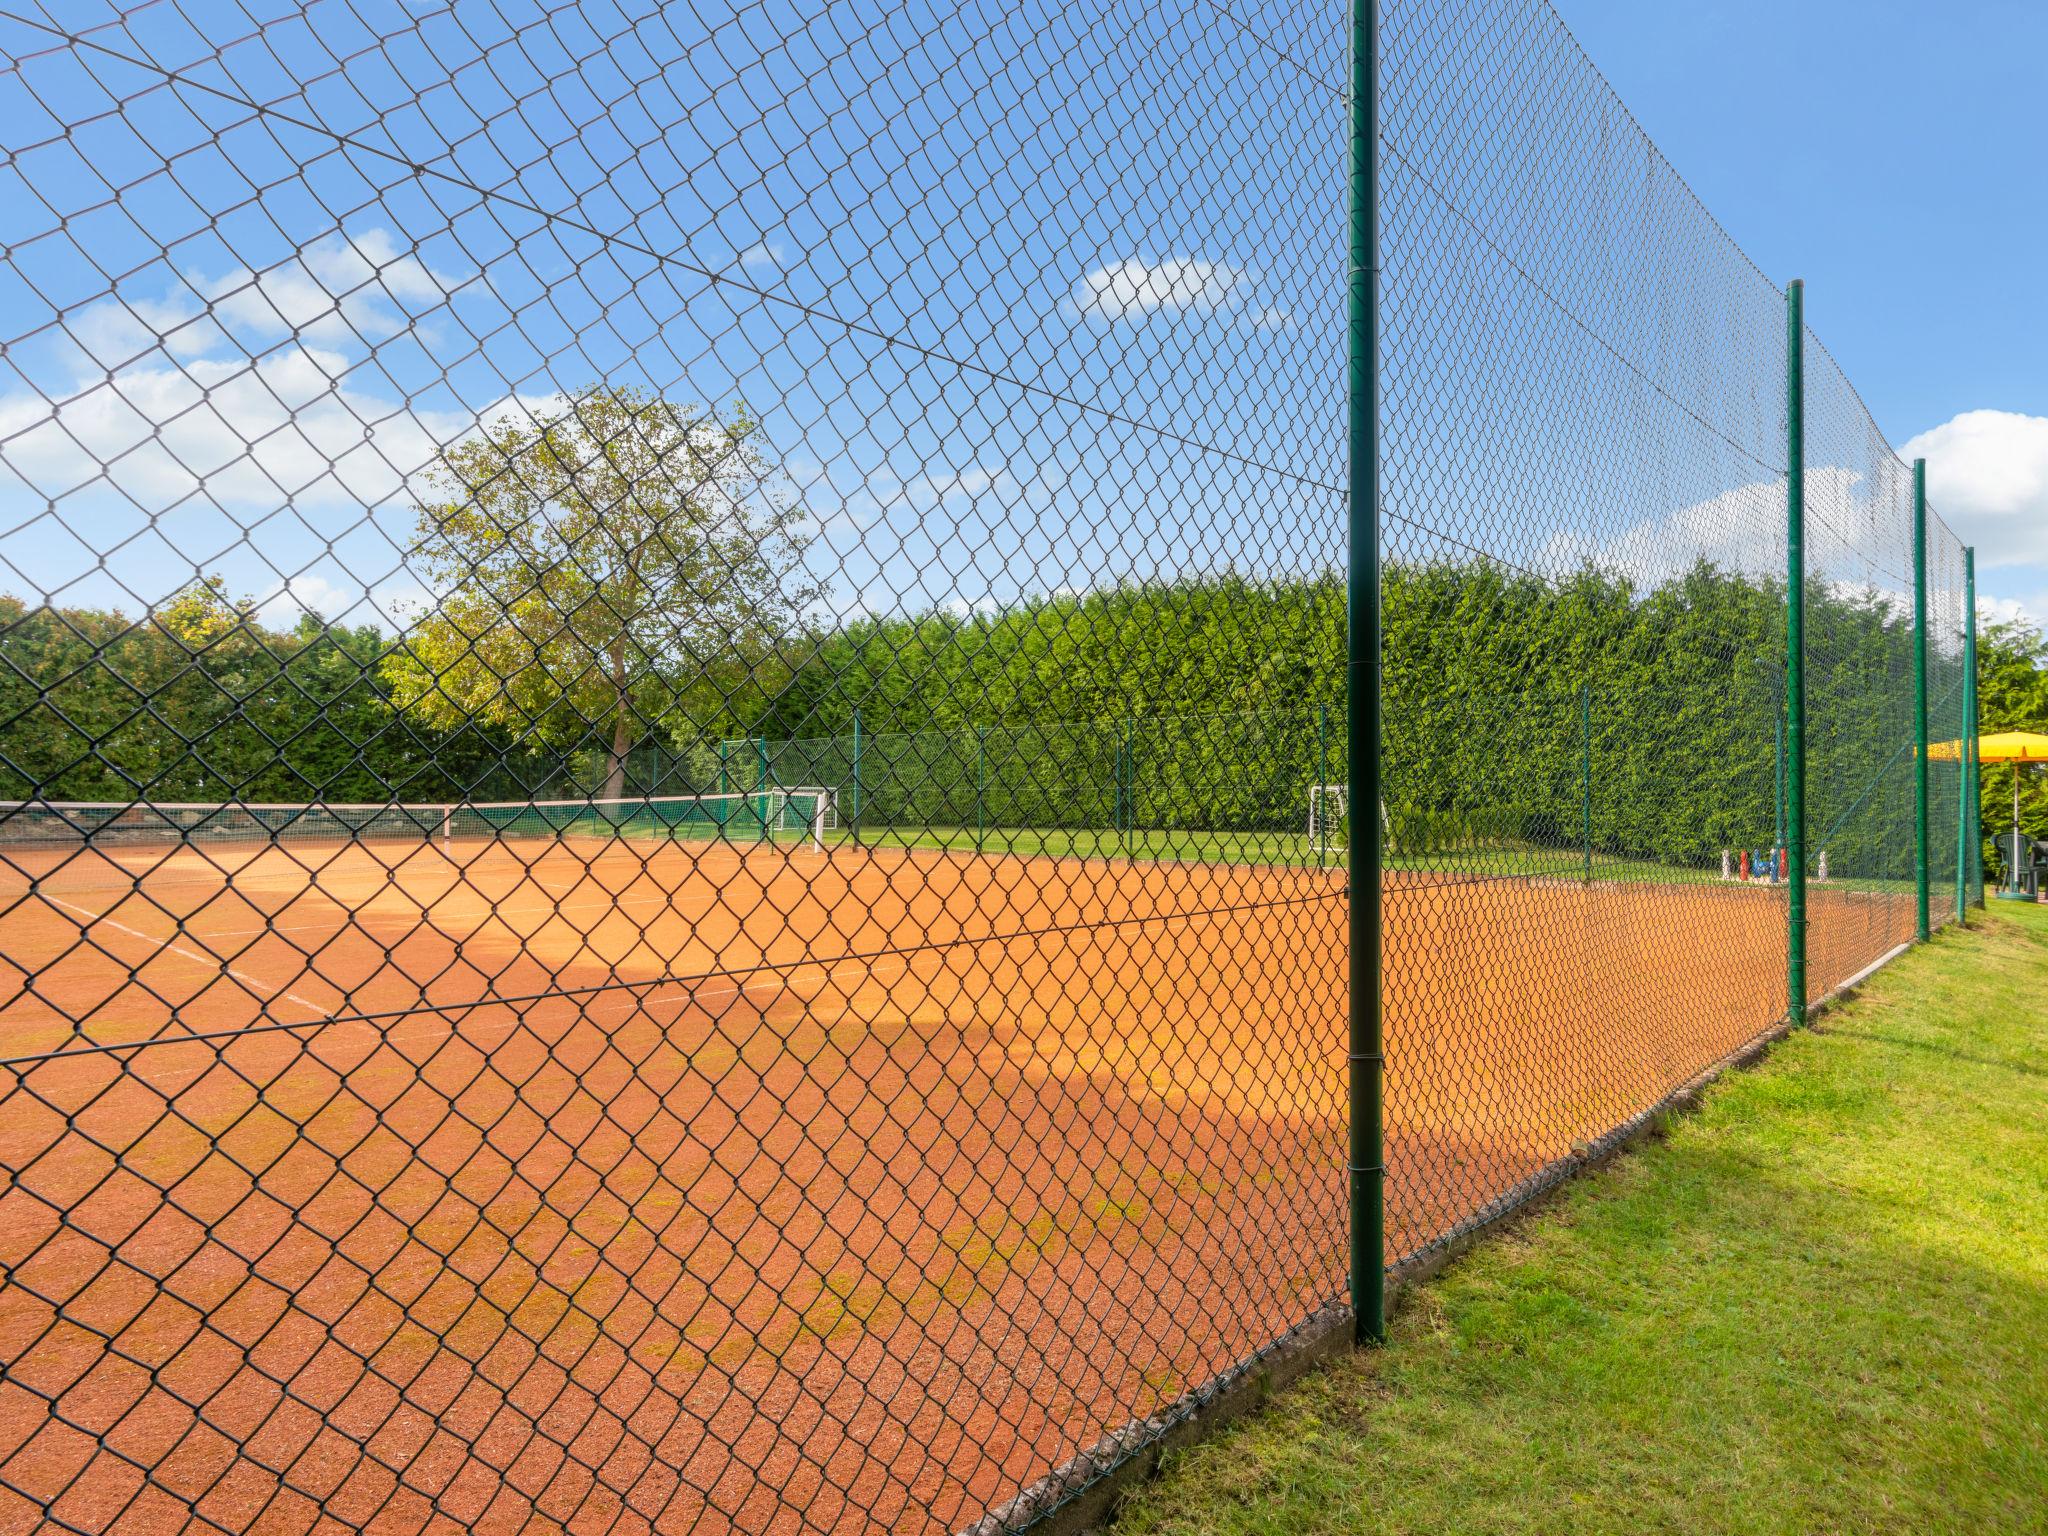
1114;905;2048;1536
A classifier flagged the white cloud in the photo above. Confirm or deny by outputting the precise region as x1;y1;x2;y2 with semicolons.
202;229;472;349
1535;466;1923;606
0;225;556;542
0;343;488;513
66;293;225;370
1898;409;2048;567
1538;475;1788;586
826;464;1025;533
738;241;785;271
255;572;353;626
893;467;1014;510
1977;592;2037;629
40;230;472;376
1073;258;1247;321
249;572;436;634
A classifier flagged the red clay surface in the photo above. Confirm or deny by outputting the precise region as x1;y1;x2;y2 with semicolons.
0;835;1917;1534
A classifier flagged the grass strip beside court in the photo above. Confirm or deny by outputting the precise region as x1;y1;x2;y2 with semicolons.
1112;904;2048;1536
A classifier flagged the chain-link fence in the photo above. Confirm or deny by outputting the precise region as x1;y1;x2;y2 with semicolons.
0;2;1979;1533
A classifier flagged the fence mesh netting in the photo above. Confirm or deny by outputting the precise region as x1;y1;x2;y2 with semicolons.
0;2;1976;1534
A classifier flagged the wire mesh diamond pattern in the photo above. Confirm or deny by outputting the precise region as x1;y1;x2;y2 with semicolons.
0;2;1980;1534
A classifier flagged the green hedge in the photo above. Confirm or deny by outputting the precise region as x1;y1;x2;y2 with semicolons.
0;560;1952;881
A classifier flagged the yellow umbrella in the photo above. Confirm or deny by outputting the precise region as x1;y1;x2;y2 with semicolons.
1929;733;2048;898
1925;731;2048;762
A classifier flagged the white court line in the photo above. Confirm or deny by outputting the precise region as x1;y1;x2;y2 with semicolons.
145;855;947;940
42;891;334;1020
35;942;932;1098
631;947;928;1019
188;883;711;941
38;841;1000;944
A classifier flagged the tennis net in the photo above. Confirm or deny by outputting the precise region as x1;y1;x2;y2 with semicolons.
0;789;838;853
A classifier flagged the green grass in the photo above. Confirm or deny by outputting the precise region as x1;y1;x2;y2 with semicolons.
816;821;1930;896
820;822;1342;867
1112;903;2048;1536
818;820;1703;878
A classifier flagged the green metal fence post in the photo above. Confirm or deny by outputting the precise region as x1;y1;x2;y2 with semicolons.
1580;683;1592;885
1785;279;1808;1026
1957;627;1969;927
758;736;772;840
1347;0;1386;1347
976;724;986;854
851;710;863;846
718;738;729;796
1912;459;1930;941
1965;547;1981;907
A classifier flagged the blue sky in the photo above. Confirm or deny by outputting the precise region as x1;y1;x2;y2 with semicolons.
0;0;1343;634
0;0;2035;643
1554;0;2048;629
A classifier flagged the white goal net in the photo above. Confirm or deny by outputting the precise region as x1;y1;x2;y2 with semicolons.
1307;783;1347;855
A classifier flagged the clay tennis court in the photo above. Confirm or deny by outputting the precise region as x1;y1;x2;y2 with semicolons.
0;831;1912;1535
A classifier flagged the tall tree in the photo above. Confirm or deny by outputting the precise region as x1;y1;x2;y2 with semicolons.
383;387;814;800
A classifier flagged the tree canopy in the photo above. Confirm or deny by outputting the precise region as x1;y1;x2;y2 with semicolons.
381;387;815;800
0;544;2024;881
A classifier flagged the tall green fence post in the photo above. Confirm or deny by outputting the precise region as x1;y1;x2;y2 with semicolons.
1965;547;1981;906
1957;617;1969;927
1785;279;1808;1025
1580;683;1592;884
976;725;986;853
758;737;772;840
1912;459;1930;941
1347;0;1386;1346
851;709;863;847
718;738;729;796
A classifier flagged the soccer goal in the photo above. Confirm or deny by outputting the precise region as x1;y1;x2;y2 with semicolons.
1308;783;1347;858
778;785;839;847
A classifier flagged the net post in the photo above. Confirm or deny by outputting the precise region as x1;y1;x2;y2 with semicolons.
975;725;987;853
1347;0;1386;1348
1964;547;1981;907
1785;278;1808;1026
1912;459;1930;941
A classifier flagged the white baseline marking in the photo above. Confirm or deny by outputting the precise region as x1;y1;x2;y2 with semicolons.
188;882;709;940
43;891;334;1020
35;945;932;1098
